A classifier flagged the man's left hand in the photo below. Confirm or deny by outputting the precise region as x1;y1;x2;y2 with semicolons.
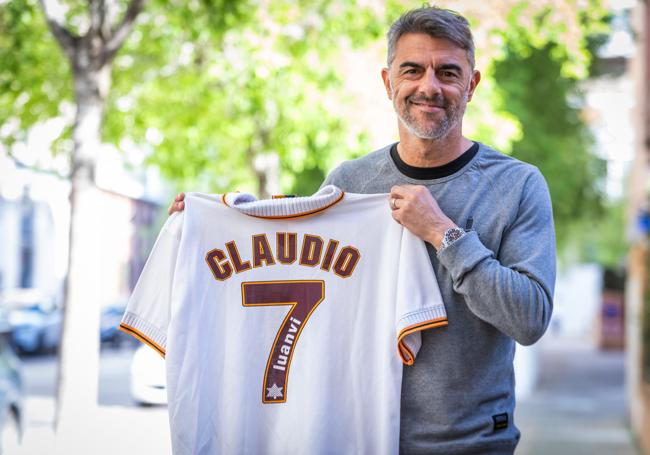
389;185;457;250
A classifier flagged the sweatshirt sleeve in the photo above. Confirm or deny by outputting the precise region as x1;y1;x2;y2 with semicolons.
436;169;556;345
321;164;346;189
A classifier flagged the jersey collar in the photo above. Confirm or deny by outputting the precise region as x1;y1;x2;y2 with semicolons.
221;185;345;219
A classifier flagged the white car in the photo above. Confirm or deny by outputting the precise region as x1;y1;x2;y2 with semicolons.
130;345;167;405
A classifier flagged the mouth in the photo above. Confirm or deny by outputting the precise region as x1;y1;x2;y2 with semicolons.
410;100;444;113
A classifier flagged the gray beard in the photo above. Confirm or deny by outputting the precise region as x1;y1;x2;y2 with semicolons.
400;108;455;140
395;100;465;140
393;90;468;140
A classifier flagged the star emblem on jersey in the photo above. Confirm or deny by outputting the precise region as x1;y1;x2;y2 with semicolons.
266;383;283;400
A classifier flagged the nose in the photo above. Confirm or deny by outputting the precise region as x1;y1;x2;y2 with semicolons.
419;68;442;98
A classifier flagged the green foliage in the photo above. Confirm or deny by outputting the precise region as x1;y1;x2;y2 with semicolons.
2;0;379;195
105;0;380;195
498;1;609;79
493;42;607;253
1;0;614;210
589;199;628;267
0;0;72;147
566;199;629;267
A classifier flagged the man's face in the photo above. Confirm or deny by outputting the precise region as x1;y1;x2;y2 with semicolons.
382;33;480;141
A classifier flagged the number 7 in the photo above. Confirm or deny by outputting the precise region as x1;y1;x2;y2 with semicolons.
242;280;325;404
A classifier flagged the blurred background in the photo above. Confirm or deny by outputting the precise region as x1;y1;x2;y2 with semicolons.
0;0;649;453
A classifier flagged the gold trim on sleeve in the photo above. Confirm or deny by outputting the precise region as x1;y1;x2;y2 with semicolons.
119;323;166;358
397;318;448;365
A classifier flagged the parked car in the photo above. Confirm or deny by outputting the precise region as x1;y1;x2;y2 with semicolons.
8;303;62;355
0;310;24;453
100;302;135;348
0;288;62;356
130;345;166;405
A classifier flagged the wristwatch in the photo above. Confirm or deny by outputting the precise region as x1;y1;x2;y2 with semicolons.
440;227;465;251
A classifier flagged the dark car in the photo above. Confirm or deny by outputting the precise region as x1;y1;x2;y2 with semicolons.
100;301;135;348
0;310;24;452
8;303;62;355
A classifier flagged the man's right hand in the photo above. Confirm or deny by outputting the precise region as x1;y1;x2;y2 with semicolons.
168;192;185;215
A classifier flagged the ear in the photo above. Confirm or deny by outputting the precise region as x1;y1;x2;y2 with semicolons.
466;70;481;103
381;67;393;100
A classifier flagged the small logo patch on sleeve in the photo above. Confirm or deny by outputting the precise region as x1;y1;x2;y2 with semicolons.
464;217;474;231
492;413;508;431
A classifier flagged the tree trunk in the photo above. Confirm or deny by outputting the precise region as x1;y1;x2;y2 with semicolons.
37;0;145;436
55;63;111;427
249;127;280;198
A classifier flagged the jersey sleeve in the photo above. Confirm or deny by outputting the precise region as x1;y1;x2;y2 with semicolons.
119;212;184;357
395;229;448;365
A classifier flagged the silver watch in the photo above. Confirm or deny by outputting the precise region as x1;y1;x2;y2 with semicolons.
440;227;465;251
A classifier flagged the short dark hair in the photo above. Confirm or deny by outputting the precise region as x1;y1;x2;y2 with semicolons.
386;6;475;69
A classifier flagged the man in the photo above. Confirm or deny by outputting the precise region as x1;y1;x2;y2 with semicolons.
168;6;555;454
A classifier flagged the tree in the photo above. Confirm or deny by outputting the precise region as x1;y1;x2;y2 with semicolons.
1;0;249;427
102;0;382;197
493;42;607;252
15;0;146;426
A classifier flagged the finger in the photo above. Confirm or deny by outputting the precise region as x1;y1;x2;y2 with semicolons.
388;196;398;211
390;185;416;199
167;200;185;215
175;192;185;202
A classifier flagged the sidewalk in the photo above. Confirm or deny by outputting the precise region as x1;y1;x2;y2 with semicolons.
516;338;640;455
12;398;171;454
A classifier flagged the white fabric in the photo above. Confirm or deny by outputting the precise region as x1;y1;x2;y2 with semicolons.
122;186;447;455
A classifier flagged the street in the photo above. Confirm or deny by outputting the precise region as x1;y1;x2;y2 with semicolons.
22;344;136;407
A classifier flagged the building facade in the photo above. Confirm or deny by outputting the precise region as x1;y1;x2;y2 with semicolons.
627;1;650;452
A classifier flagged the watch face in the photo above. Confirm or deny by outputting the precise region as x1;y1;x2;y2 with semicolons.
443;228;464;248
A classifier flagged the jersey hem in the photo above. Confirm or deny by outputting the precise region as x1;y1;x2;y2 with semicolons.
400;440;518;455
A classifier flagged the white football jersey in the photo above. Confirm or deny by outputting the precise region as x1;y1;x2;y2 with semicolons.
120;185;447;455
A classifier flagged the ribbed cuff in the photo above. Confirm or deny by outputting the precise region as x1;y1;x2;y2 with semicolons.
397;306;448;365
436;231;493;282
120;311;167;351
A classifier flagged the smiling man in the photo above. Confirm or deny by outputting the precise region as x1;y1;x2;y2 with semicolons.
320;6;556;455
168;6;556;454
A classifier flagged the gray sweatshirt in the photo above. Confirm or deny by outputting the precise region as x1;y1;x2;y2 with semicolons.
322;142;556;454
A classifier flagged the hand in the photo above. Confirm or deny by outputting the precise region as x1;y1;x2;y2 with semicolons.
389;185;456;249
167;192;185;215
